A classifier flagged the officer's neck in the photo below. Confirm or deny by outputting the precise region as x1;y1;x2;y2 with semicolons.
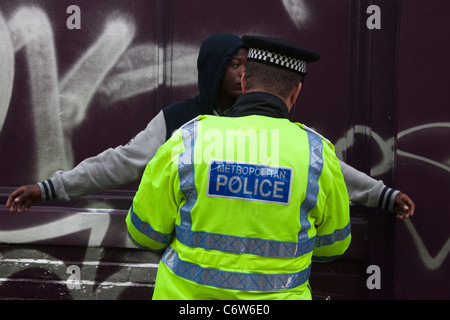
245;89;292;112
241;75;302;112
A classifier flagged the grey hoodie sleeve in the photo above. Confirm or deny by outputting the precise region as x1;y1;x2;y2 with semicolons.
339;160;399;212
300;124;399;212
37;111;166;201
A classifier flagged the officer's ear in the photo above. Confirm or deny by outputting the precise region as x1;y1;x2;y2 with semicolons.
241;73;248;93
289;81;302;106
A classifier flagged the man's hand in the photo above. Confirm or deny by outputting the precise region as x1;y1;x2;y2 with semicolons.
6;184;42;213
393;192;415;219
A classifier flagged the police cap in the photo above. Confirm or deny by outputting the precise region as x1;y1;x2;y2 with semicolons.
242;35;320;76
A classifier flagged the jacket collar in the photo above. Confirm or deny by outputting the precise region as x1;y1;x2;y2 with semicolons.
225;91;290;119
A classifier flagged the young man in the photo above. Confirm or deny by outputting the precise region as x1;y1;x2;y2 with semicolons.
6;33;246;209
126;35;351;299
6;33;414;219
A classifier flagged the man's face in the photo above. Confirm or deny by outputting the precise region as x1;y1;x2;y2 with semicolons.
220;48;248;99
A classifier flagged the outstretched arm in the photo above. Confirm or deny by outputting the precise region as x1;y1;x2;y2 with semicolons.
299;125;415;219
5;111;166;212
339;160;415;219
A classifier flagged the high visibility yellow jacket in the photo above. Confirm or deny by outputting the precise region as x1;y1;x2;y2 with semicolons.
126;112;351;300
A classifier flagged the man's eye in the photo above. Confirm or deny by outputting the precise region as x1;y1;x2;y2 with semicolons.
229;60;240;68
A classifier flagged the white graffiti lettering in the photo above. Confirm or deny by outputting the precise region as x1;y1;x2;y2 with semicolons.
0;7;198;181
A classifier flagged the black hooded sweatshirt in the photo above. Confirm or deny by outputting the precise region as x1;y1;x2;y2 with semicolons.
163;33;245;140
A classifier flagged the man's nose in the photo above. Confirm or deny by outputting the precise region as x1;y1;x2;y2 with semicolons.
238;64;245;77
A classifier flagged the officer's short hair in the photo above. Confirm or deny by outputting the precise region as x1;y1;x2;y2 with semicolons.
244;61;304;99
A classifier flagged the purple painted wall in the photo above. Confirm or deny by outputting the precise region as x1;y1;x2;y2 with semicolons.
394;0;450;299
0;0;448;299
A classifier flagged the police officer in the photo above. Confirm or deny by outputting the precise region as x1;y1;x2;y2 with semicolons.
126;35;351;300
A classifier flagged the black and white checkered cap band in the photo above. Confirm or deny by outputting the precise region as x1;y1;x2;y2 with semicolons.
248;48;307;74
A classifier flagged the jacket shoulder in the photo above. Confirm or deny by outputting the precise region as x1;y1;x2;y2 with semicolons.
294;122;335;151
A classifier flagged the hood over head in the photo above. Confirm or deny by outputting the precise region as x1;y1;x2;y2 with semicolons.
197;33;245;113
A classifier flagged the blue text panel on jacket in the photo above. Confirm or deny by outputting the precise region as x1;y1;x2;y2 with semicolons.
207;160;293;205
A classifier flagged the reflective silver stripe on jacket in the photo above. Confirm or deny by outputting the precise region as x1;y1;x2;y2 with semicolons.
162;247;311;291
175;122;325;258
